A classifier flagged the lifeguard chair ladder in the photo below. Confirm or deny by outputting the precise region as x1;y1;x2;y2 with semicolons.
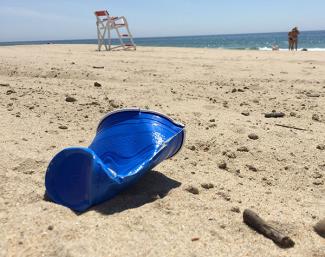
95;10;136;51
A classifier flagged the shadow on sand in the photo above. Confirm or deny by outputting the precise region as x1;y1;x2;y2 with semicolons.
91;170;181;215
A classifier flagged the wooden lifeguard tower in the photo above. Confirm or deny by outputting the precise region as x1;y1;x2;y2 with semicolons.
94;10;136;51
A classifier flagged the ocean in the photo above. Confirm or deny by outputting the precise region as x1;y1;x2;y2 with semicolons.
1;30;325;51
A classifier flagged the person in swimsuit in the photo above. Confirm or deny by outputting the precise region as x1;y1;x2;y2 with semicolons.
288;27;300;51
288;31;294;50
291;27;300;50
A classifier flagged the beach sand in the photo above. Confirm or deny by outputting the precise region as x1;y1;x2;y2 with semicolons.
0;45;324;257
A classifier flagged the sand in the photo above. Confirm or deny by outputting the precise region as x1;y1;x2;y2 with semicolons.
0;45;324;257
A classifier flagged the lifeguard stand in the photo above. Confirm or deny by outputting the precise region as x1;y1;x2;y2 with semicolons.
94;10;136;51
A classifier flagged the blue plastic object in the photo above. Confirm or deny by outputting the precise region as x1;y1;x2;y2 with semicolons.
45;109;185;211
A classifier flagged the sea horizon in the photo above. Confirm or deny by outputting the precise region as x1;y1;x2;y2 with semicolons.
1;30;325;51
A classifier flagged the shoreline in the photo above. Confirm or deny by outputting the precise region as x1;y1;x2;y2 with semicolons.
1;43;325;52
1;44;325;53
1;30;325;50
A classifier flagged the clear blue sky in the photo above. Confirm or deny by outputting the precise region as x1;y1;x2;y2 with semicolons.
0;0;324;42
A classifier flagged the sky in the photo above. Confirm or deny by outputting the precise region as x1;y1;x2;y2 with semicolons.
0;0;324;42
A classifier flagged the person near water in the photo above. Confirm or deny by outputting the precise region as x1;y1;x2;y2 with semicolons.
291;27;300;50
288;31;294;50
288;27;300;51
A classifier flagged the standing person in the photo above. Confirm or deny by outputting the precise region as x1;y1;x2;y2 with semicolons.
288;31;293;51
291;27;300;50
288;30;294;50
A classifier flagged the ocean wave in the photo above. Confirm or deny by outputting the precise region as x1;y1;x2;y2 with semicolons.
258;47;325;51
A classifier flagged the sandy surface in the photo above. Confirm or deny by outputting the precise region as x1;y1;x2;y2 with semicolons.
0;45;324;257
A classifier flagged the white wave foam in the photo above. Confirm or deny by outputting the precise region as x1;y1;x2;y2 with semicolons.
258;47;325;51
259;47;273;51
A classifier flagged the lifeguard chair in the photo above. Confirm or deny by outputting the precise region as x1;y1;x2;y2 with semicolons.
94;10;136;51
